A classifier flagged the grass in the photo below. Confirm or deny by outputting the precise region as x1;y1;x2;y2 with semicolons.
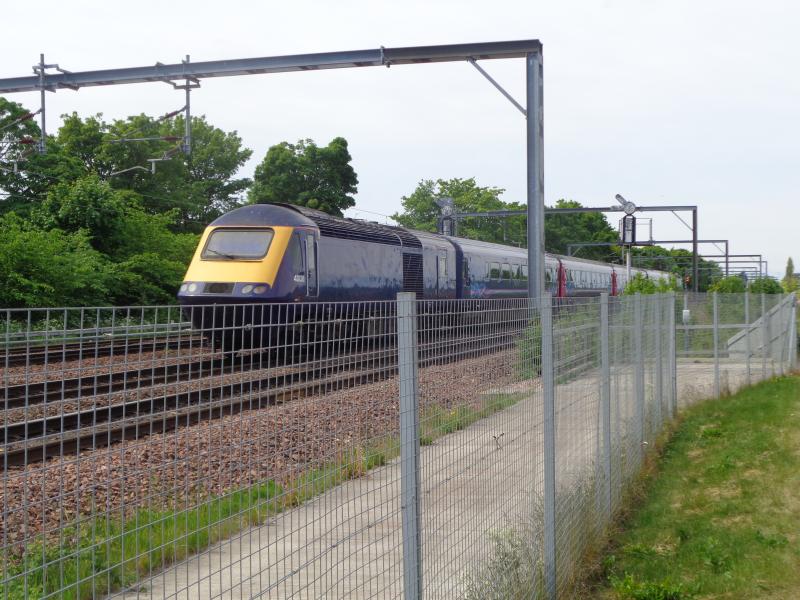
2;392;527;599
587;375;800;599
2;481;282;600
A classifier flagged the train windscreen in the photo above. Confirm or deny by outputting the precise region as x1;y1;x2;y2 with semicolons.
202;228;274;260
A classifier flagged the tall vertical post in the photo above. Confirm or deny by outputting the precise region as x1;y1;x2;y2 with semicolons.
724;240;729;277
183;55;192;156
396;292;422;600
790;293;797;372
761;293;768;381
669;292;677;417
626;249;632;282
37;54;47;154
744;292;751;387
692;207;699;292
541;295;557;599
654;294;663;428
683;292;689;356
526;50;545;300
600;294;612;517
634;294;645;456
713;292;720;399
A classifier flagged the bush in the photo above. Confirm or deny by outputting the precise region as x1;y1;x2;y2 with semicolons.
748;277;782;294
708;276;746;294
0;214;110;308
623;273;681;295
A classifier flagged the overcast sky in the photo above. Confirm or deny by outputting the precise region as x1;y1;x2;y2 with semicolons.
2;0;797;276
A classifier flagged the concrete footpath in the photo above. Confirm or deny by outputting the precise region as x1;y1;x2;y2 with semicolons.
115;358;762;599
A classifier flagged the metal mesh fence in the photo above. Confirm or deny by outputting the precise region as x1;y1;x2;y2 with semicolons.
676;293;796;405
0;292;795;599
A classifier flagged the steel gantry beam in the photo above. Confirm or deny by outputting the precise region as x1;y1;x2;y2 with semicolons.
567;239;728;276
0;40;546;299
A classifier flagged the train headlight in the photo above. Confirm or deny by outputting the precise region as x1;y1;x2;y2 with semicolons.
253;285;267;294
241;284;254;294
180;283;188;292
187;283;198;293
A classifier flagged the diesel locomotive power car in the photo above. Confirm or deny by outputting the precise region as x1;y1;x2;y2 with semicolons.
178;203;670;345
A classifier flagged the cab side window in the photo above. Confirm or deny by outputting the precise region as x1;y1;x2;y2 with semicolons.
287;234;304;281
305;234;318;296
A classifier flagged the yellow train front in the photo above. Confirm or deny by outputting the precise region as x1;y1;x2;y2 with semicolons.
178;203;326;350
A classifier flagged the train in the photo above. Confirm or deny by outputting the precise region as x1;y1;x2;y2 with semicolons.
177;202;670;347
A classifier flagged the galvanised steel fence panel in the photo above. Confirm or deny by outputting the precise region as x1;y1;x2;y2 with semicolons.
675;293;796;404
1;292;795;599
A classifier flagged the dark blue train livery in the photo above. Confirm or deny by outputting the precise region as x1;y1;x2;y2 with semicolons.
178;202;669;308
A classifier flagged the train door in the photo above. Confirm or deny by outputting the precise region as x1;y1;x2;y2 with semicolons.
436;252;448;297
303;233;318;297
557;261;568;298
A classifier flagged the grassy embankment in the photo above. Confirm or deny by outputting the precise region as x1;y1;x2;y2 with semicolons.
587;375;800;599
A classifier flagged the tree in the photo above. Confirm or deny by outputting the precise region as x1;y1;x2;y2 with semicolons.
55;113;252;230
392;178;526;244
782;257;798;292
544;199;619;261
393;180;619;258
249;137;358;216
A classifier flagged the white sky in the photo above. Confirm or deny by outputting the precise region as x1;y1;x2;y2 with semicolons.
2;0;798;276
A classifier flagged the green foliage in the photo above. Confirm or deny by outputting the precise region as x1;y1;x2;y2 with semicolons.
610;574;693;599
708;275;746;294
392;177;525;244
545;199;619;260
249;137;358;216
0;101;252;308
623;273;680;295
631;246;722;292
2;482;281;600
0;213;109;308
749;277;782;294
781;257;798;292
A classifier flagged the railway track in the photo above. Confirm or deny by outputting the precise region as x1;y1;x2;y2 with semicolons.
1;332;517;467
2;335;205;368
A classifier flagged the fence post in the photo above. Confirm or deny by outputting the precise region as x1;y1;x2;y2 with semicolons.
761;293;769;380
669;292;677;417
541;294;557;599
654;294;663;429
634;294;645;456
396;292;422;600
745;292;751;387
791;293;798;372
600;293;612;519
778;296;788;377
713;292;720;399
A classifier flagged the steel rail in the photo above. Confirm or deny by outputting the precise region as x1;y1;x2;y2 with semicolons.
1;330;517;466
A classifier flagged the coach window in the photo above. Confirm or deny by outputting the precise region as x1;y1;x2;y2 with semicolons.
502;263;511;280
521;265;528;281
489;262;500;280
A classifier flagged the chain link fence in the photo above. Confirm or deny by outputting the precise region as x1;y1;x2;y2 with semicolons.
1;292;796;599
